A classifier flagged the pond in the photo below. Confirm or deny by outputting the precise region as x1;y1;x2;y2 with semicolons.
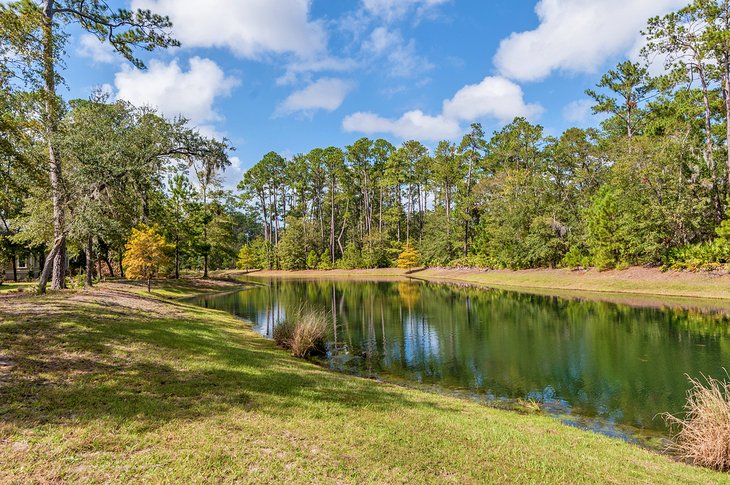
188;277;730;445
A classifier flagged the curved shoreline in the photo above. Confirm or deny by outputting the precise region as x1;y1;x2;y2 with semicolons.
222;266;730;313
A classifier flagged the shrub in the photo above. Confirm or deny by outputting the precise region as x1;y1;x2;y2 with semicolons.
667;240;728;271
306;250;319;269
663;373;730;471
336;242;361;269
273;319;295;347
273;307;329;358
318;249;332;270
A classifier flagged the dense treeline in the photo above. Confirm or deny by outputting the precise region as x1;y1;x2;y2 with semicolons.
237;1;730;272
0;0;255;290
4;0;730;287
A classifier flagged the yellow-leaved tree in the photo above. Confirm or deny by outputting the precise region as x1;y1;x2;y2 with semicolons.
396;242;420;270
124;224;170;292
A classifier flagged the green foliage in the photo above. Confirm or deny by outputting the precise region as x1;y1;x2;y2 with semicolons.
306;250;318;270
318;249;332;270
278;219;309;271
237;244;256;271
337;242;361;270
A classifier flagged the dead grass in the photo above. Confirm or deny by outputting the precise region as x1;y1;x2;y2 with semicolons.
273;306;328;358
664;373;730;471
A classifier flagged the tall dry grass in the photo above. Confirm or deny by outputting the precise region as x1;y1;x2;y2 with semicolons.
273;306;328;358
663;372;730;471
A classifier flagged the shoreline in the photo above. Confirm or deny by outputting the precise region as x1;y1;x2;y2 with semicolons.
222;266;730;313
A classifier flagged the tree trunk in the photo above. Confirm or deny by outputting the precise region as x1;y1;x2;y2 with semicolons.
43;1;67;291
104;257;114;278
84;236;93;288
38;236;63;294
725;69;730;191
118;248;124;279
11;251;16;282
330;177;336;264
175;237;180;279
147;276;151;293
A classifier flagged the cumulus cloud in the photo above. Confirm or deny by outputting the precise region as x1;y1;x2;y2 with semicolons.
77;34;116;63
131;0;326;59
343;111;460;141
362;0;450;21
276;78;354;116
493;0;685;82
343;76;540;140
443;76;543;123
114;57;239;127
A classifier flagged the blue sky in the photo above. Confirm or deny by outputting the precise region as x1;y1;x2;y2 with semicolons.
60;0;686;187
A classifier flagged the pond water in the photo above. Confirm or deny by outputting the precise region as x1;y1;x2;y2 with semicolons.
188;277;730;445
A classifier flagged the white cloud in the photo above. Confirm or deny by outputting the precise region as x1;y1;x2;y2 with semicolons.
443;76;543;123
276;57;358;85
362;0;450;21
363;27;432;77
77;34;116;63
494;0;686;82
277;78;354;116
562;99;594;125
114;57;238;126
131;0;326;59
343;111;460;141
343;76;540;140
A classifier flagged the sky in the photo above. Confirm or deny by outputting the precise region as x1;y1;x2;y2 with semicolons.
58;0;688;188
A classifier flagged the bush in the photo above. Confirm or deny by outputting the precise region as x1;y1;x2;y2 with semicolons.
336;242;361;269
667;240;728;271
318;249;332;270
306;250;319;269
663;373;730;471
273;307;329;358
272;319;295;347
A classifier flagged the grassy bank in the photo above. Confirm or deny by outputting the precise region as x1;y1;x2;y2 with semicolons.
0;281;726;483
239;267;730;302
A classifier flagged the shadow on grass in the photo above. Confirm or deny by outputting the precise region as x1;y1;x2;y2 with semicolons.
0;289;445;432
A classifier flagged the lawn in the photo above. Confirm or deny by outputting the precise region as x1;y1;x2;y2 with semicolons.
0;282;34;295
0;281;726;483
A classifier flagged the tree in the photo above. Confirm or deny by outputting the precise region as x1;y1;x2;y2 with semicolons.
306;250;318;269
0;0;178;293
189;137;231;278
237;244;256;272
162;174;200;279
277;217;309;270
124;224;169;292
586;61;654;139
396;242;420;270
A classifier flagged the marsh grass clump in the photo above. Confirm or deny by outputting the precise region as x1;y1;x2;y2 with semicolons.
664;373;730;471
273;306;328;358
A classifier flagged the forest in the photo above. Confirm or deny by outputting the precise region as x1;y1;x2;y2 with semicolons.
3;0;730;290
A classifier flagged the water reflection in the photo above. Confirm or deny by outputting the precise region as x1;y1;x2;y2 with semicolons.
189;278;730;441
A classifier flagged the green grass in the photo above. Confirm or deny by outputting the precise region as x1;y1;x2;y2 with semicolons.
0;282;34;294
0;281;726;483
